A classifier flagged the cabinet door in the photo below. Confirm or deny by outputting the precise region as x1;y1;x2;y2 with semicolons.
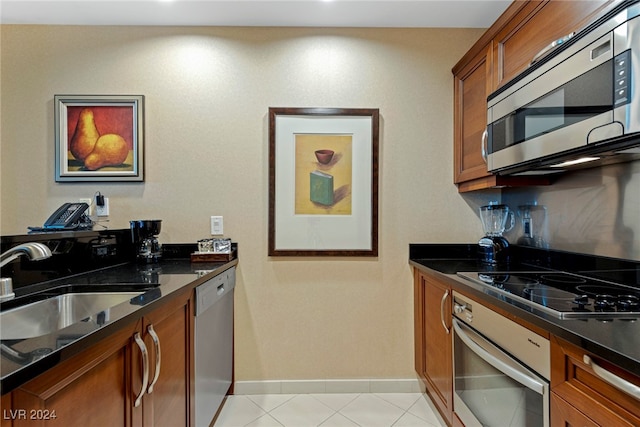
493;0;613;88
550;393;598;427
12;322;142;427
142;291;193;427
1;393;12;427
413;270;426;380
417;271;453;424
453;44;493;185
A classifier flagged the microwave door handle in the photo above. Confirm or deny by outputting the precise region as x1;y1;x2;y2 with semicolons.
481;129;488;164
530;32;575;66
453;319;546;395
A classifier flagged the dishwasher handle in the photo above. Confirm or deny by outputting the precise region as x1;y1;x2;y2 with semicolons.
195;268;236;316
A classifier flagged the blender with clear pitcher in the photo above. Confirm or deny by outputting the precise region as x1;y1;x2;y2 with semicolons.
478;203;514;265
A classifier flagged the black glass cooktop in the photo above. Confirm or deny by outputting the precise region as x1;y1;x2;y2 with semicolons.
457;271;640;319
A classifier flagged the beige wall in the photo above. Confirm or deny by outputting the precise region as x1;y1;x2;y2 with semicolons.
0;25;487;381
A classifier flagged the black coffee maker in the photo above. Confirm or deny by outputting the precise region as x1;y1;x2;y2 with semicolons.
478;204;514;265
130;220;162;263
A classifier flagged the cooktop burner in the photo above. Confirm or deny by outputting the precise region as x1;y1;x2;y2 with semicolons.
457;271;640;319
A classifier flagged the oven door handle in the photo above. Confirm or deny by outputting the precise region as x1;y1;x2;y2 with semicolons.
453;319;547;395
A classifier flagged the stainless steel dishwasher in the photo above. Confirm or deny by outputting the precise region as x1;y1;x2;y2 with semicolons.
194;266;235;427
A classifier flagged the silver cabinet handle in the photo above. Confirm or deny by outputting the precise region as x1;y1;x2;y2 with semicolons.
583;355;640;399
133;332;149;408
440;290;450;334
147;324;161;394
481;129;488;164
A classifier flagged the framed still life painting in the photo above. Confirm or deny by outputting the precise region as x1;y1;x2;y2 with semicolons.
268;107;379;256
54;95;144;182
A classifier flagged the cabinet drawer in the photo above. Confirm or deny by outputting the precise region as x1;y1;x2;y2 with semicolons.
551;336;640;426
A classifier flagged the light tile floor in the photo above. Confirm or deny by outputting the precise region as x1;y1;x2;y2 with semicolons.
213;393;447;427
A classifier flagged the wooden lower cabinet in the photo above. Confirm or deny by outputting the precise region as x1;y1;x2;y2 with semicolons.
414;269;453;425
6;290;193;427
550;335;640;426
2;392;13;427
141;292;194;427
550;393;599;427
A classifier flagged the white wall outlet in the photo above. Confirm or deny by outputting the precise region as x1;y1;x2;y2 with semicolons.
79;198;92;216
210;216;223;235
96;197;109;217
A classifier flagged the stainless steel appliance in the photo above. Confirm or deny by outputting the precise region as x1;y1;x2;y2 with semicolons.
130;220;162;262
486;1;640;175
457;271;640;319
478;204;514;265
195;267;235;427
452;291;550;427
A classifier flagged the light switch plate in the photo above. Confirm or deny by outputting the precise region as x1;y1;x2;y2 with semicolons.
210;216;223;235
79;198;92;216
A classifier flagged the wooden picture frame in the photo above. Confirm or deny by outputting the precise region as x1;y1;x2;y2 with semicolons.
268;107;379;256
54;95;144;182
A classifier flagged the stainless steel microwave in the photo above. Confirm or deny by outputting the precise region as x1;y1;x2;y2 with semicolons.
486;0;640;175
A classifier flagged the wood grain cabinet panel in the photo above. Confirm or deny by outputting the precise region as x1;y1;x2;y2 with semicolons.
1;389;13;427
493;0;614;89
550;335;640;426
7;290;194;427
12;322;140;427
413;269;453;425
142;292;193;427
453;45;493;186
550;392;599;427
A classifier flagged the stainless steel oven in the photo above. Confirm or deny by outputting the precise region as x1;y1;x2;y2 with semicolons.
452;291;550;427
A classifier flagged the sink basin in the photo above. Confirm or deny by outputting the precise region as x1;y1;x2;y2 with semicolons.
1;291;143;340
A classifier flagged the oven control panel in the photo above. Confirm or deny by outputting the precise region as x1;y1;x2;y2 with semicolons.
453;291;551;380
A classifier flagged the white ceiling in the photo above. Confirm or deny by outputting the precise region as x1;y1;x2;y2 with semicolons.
0;0;511;28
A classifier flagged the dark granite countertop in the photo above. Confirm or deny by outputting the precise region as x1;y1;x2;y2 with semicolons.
409;244;640;378
1;258;238;394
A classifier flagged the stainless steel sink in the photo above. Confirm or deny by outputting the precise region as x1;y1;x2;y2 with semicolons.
1;292;143;340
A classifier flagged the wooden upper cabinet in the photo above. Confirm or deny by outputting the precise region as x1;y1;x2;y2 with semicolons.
451;0;615;192
453;44;493;186
493;0;615;89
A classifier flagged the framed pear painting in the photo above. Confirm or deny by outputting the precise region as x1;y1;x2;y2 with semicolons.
54;95;144;182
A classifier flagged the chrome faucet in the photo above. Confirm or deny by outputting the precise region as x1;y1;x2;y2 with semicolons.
0;242;52;301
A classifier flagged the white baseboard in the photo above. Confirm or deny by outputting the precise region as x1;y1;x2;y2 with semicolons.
233;378;423;395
